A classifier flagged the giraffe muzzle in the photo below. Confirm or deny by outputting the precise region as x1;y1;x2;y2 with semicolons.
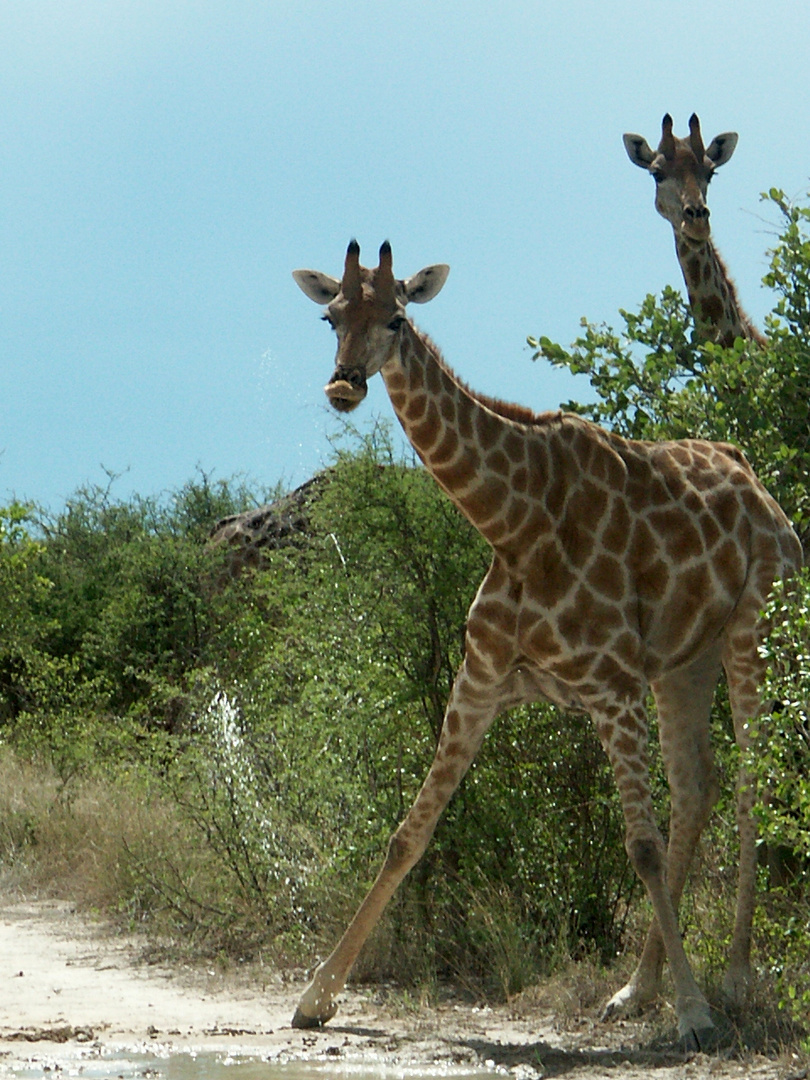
324;369;368;412
681;204;711;243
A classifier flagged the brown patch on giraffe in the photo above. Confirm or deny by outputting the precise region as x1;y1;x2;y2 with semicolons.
602;498;631;556
503;429;526;464
580;593;625;647
505;497;529;535
433;448;480;491
714;538;746;598
781;529;802;562
558;507;590;567
512;466;529;493
431;427;459;467
486;448;510;476
474;595;516;627
710;489;741;533
475;409;501;452
551;652;594;683
439;395;456;424
467;620;516;672
484;517;513;546
527;439;549;486
591;656;642;702
586;553;626;601
648;508;703;561
613;631;642;667
405;393;428;422
701;295;725;323
698;511;722;549
613;731;642;758
522;618;562;658
660;516;708;565
654;569;710;652
536;542;578;607
456;395;474;441
567;480;609;533
445;711;461;736
629;517;658;570
625;462;668;512
556;605;584;649
512;503;552;547
385;370;407;394
440;739;464;760
638;558;671;603
462;477;509;525
590;442;626;488
686;255;702;287
545;474;567;518
410;401;441;447
570;426;597;470
432;763;460;788
424;359;442;397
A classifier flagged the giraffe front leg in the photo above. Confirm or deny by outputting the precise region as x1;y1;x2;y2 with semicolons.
292;668;500;1028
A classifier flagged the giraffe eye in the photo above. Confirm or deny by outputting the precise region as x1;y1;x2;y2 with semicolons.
388;315;405;332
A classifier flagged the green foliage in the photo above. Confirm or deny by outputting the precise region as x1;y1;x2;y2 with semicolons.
752;570;810;1023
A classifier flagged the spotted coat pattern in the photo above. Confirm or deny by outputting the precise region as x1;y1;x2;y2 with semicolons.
289;242;801;1046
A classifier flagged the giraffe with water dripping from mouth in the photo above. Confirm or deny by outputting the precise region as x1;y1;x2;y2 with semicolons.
289;240;800;1048
624;112;765;347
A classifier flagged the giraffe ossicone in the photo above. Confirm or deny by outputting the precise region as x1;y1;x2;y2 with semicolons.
290;241;801;1047
624;113;765;347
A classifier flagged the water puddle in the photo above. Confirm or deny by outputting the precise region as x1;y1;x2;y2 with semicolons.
8;1048;498;1079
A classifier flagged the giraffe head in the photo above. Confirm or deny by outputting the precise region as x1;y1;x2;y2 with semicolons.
293;241;449;412
623;114;738;247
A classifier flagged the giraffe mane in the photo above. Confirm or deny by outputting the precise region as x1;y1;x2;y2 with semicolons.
414;326;561;428
705;242;767;347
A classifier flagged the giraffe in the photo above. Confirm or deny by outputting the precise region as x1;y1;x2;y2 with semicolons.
623;113;766;347
208;474;327;579
290;241;801;1047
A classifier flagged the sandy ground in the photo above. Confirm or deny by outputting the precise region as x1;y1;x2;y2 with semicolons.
0;897;805;1079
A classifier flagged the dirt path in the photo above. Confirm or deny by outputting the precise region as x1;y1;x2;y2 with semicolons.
0;897;802;1078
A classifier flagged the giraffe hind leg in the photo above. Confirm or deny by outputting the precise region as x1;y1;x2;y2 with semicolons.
602;648;721;1025
721;630;767;1006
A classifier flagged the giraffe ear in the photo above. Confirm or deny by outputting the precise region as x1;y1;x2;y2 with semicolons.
292;269;341;304
400;264;450;304
623;133;656;169
704;132;738;168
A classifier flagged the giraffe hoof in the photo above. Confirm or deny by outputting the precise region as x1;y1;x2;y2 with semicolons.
291;1000;339;1029
292;1007;325;1029
679;1024;718;1054
601;979;657;1021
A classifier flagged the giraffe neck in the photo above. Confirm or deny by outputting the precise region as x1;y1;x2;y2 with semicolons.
674;235;764;347
381;323;540;549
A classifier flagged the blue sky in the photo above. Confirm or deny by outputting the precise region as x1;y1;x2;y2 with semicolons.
2;1;808;512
